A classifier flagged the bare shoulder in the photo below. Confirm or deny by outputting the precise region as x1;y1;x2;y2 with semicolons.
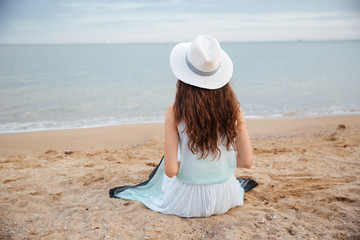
237;104;245;123
165;103;176;125
166;103;174;113
166;103;175;118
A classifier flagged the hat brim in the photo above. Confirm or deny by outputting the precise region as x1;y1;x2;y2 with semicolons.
170;42;233;90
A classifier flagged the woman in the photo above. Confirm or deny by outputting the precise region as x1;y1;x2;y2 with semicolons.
110;35;255;217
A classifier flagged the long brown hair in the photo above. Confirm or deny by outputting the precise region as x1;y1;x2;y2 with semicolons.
173;80;240;159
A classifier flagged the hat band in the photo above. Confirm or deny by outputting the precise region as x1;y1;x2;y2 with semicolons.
185;54;220;77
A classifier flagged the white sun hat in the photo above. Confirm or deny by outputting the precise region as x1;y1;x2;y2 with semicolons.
170;35;233;90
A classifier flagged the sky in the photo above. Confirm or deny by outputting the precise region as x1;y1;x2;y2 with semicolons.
0;0;359;44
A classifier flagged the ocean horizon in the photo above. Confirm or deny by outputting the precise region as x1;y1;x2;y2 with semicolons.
1;40;359;133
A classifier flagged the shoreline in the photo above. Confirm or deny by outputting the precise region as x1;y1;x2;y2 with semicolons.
0;114;359;157
1;113;360;135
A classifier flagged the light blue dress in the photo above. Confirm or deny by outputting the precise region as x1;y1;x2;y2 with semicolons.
111;122;244;217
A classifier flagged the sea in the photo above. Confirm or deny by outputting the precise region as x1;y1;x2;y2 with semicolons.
0;40;359;133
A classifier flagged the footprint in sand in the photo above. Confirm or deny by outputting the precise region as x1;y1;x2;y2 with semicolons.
45;150;58;155
253;147;293;154
146;162;157;167
3;178;19;184
29;190;47;196
50;192;63;200
317;196;355;203
269;173;355;197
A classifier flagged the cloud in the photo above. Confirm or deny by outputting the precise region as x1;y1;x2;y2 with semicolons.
64;9;360;30
1;0;359;43
62;1;183;12
63;2;148;11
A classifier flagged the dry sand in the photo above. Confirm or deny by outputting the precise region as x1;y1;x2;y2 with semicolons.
0;115;359;239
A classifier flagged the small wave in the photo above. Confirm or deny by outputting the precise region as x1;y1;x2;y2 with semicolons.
1;108;359;134
0;116;164;134
244;108;360;120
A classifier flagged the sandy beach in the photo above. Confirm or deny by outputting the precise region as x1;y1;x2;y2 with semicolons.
0;115;359;239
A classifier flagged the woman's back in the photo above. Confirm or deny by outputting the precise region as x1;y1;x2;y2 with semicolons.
176;121;237;185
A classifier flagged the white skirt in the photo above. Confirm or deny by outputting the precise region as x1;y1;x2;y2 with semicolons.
111;159;244;218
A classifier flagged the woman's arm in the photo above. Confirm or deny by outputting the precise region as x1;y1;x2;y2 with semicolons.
164;104;179;178
235;107;253;169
